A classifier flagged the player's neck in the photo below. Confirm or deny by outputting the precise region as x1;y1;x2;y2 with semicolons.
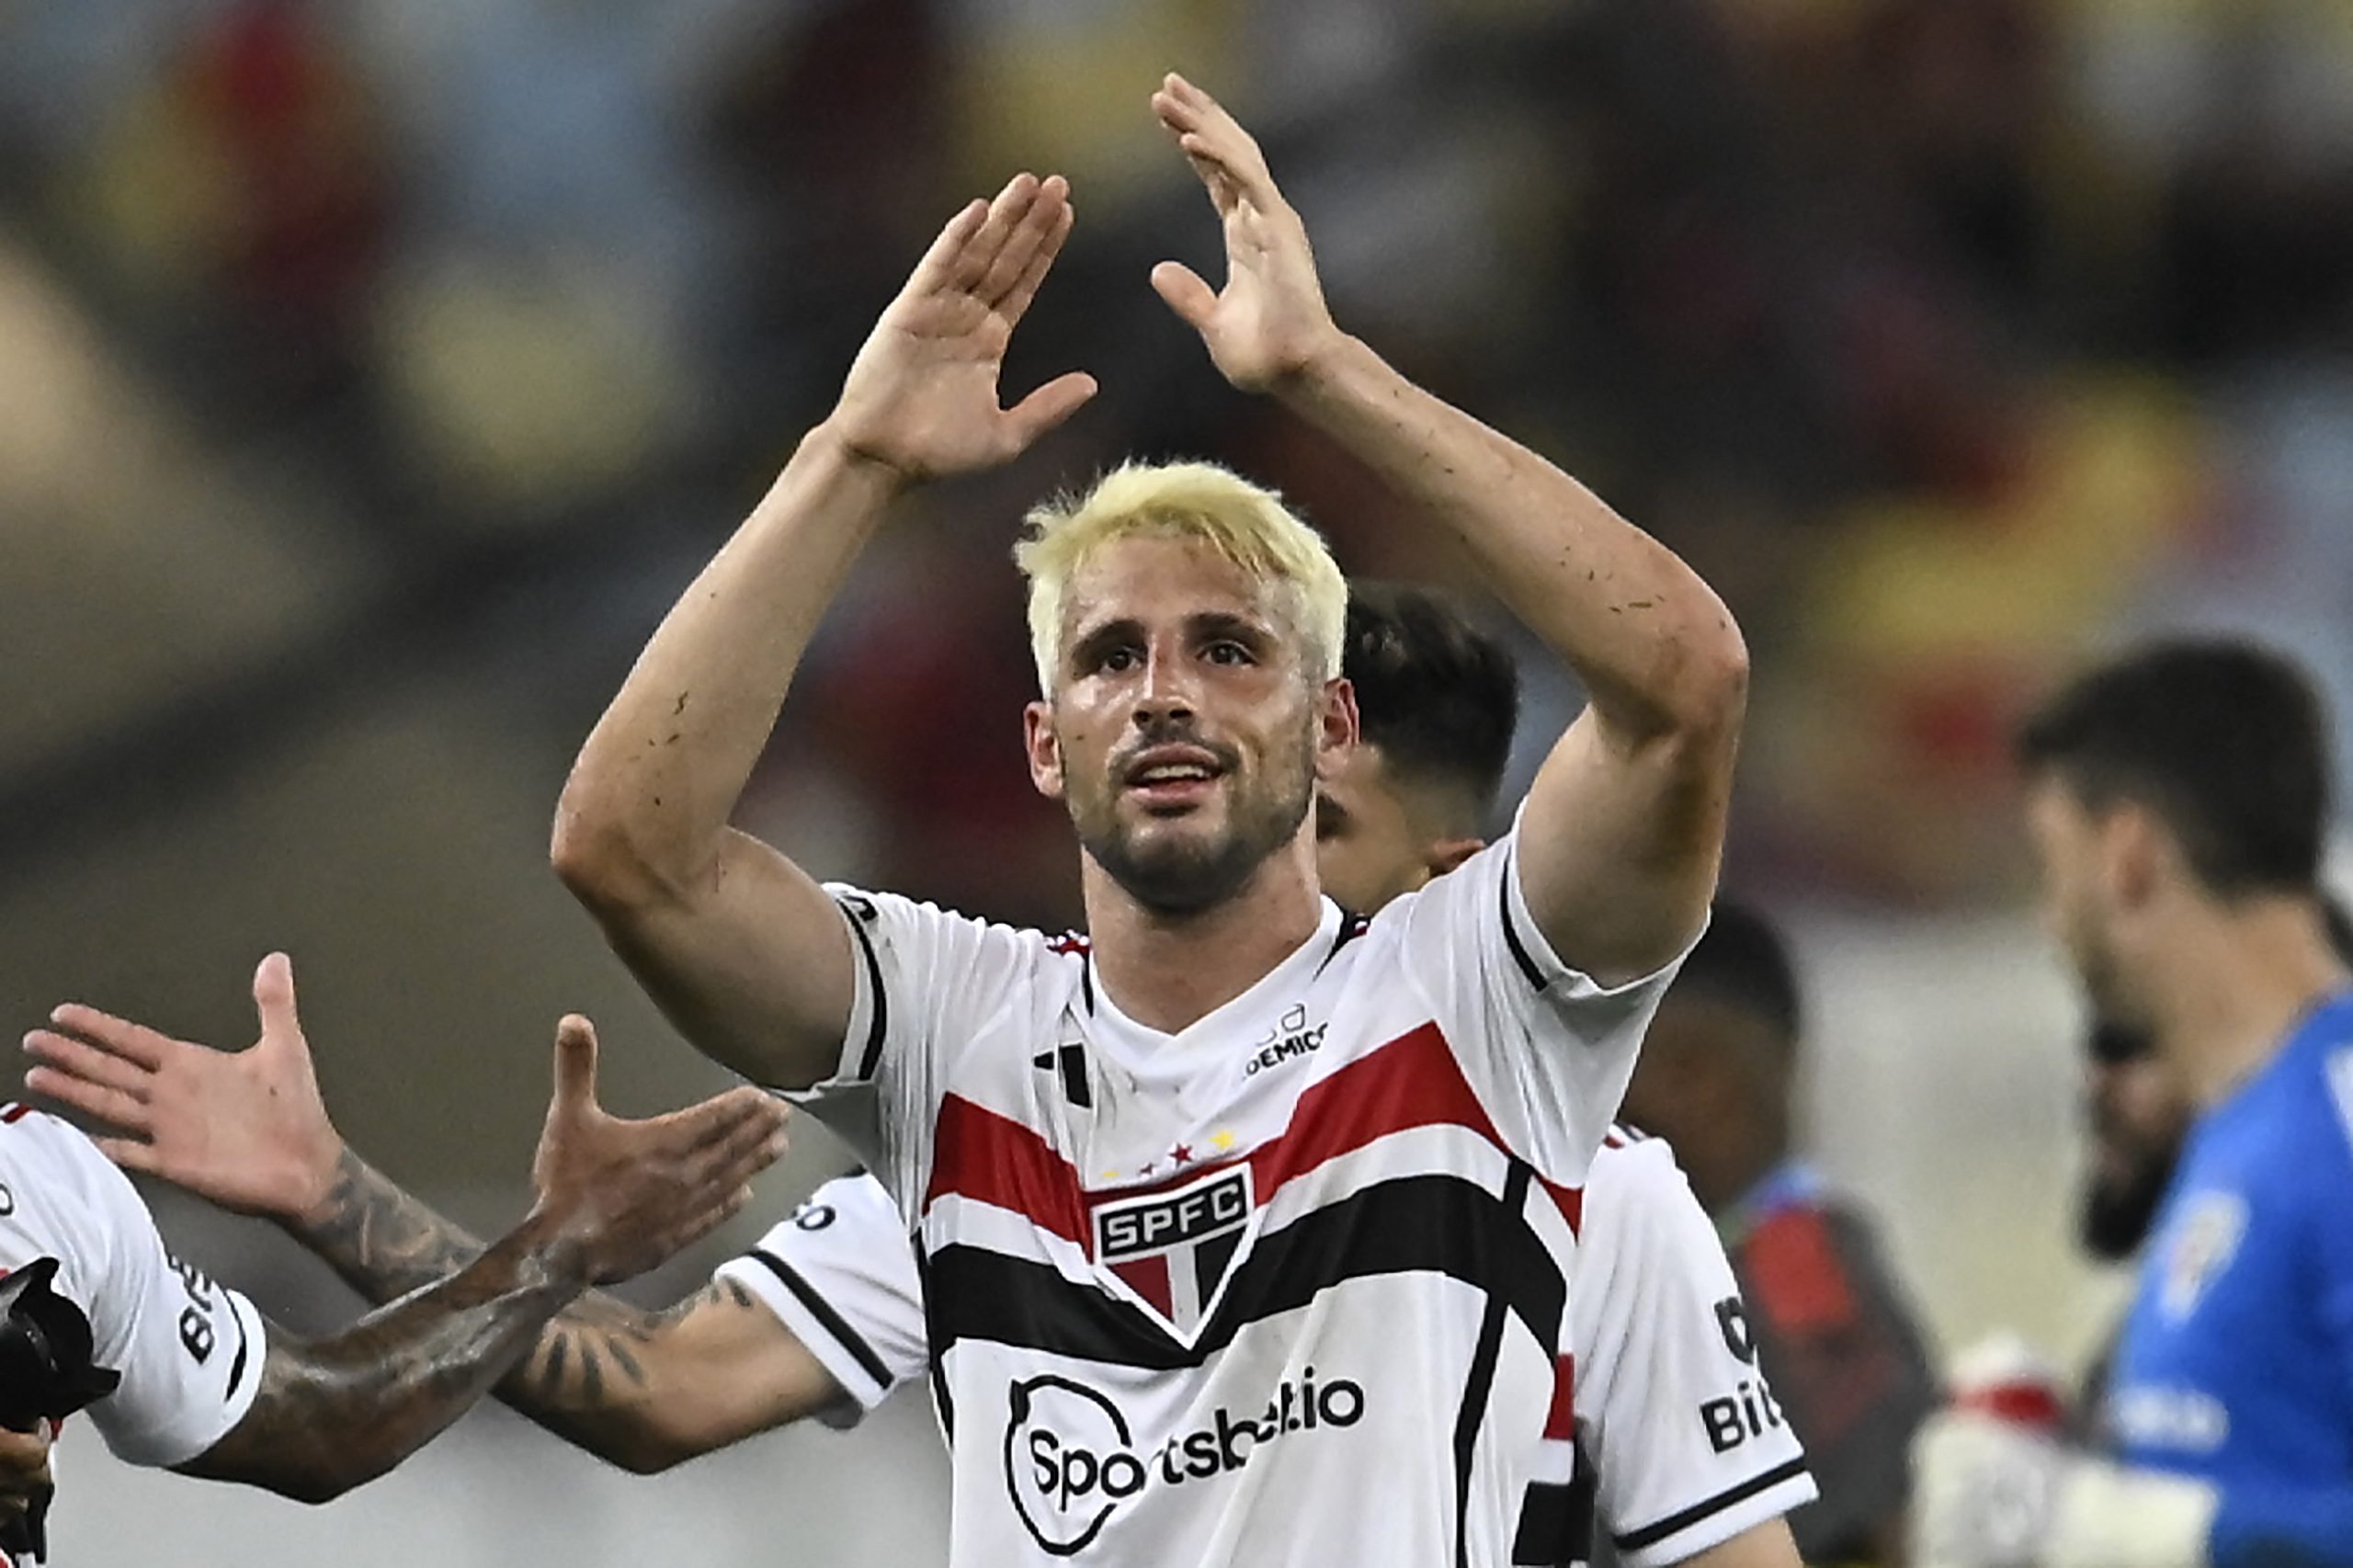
1081;835;1327;1036
2149;897;2351;1108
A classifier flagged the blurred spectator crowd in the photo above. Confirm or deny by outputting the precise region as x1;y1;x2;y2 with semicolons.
4;0;2351;927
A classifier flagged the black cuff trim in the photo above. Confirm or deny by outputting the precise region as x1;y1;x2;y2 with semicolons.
1612;1459;1810;1552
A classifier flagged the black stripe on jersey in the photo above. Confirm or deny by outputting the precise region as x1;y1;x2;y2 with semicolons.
745;1249;894;1392
915;1244;956;1442
926;1171;1566;1370
224;1301;252;1401
838;900;891;1082
1497;858;1551;993
1455;1162;1532;1568
1510;1473;1596;1568
1611;1458;1811;1552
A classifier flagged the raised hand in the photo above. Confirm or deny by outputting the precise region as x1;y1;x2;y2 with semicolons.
1148;74;1343;392
25;953;343;1223
825;173;1098;483
524;1017;786;1286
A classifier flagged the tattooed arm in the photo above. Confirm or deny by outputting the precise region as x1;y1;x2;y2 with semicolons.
286;1151;842;1473
27;956;836;1475
24;968;788;1500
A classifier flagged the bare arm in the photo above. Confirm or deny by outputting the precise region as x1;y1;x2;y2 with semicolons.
1150;75;1746;983
26;958;832;1476
180;1205;592;1502
291;1151;839;1473
25;973;786;1501
551;175;1096;1088
1677;1519;1804;1568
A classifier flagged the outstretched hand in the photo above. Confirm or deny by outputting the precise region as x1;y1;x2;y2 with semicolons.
26;953;344;1223
1149;74;1343;391
825;173;1098;483
525;1017;787;1286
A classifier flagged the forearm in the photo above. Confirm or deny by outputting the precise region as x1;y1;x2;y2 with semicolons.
184;1210;589;1502
286;1148;676;1467
1277;335;1745;736
553;428;903;901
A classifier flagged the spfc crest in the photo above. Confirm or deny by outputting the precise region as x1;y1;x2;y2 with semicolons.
1092;1164;1257;1342
2159;1190;2245;1323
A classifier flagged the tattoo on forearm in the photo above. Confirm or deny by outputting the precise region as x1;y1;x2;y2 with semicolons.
181;1221;579;1501
288;1152;771;1459
299;1150;484;1301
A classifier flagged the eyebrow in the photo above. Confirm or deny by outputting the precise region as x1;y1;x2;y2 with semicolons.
1066;617;1142;673
1065;610;1278;671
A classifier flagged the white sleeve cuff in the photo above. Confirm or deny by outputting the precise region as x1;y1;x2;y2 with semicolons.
714;1250;894;1426
1611;1460;1818;1568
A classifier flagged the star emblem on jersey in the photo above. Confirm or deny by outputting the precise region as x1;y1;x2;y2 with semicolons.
1092;1164;1259;1343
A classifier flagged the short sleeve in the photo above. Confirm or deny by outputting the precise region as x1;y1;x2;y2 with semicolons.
783;887;1041;1218
1574;1141;1815;1568
1384;824;1698;1183
2316;1042;2353;1398
714;1172;927;1426
0;1113;266;1469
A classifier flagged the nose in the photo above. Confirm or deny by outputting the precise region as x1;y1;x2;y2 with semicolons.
1131;647;1198;731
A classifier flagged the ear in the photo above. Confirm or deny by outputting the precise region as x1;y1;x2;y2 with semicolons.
1024;700;1065;801
2102;801;2166;912
1425;835;1487;881
1313;677;1361;781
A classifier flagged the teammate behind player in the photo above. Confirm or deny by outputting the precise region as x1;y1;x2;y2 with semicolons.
0;955;782;1564
31;586;1804;1568
549;74;1746;1567
1913;639;2353;1568
1616;903;1940;1565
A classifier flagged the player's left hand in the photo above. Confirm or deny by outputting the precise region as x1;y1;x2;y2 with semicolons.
1149;73;1342;391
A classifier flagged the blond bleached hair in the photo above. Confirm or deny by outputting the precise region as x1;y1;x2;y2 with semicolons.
1014;460;1348;694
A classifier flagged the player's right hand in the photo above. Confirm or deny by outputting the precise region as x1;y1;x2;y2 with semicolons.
25;952;345;1225
523;1016;788;1286
0;1424;53;1548
821;173;1097;483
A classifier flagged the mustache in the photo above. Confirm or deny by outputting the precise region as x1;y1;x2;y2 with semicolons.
1108;722;1241;778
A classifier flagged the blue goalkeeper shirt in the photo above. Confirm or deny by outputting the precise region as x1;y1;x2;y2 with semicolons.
2103;988;2353;1565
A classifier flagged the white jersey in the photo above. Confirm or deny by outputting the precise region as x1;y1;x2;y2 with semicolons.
788;834;1688;1568
0;1106;267;1566
736;1131;1813;1567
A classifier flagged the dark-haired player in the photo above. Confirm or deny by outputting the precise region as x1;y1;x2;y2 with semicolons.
1618;903;1940;1564
1915;639;2353;1568
38;585;1808;1568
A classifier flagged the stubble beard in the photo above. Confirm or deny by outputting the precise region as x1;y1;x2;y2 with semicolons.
1073;733;1318;917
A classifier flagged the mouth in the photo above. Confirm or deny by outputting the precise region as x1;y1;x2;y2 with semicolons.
1120;745;1228;812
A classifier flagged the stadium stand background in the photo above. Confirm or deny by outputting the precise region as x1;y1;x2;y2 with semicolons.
1;0;2348;1560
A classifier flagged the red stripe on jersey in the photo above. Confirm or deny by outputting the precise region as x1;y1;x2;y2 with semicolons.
926;1096;1089;1245
1544;1353;1577;1440
0;1103;29;1124
1246;1023;1502;1194
923;1021;1587;1249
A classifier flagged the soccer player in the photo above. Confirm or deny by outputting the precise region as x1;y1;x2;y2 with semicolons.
33;585;1803;1568
550;67;1747;1563
1616;903;1940;1564
1912;640;2353;1568
0;955;782;1565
